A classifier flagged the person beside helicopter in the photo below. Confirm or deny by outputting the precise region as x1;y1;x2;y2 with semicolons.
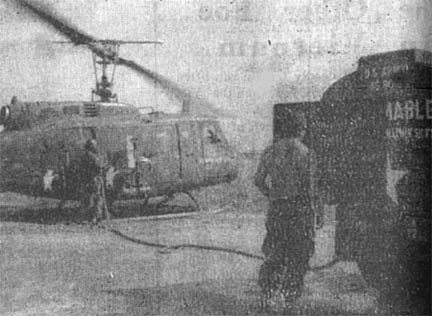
254;110;320;313
81;138;111;224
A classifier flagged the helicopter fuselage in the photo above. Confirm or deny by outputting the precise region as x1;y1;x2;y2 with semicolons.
0;101;238;202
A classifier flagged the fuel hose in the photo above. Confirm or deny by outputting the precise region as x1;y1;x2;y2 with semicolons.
99;219;340;271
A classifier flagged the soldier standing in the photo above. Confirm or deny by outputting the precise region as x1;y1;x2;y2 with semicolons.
254;111;319;312
82;138;110;223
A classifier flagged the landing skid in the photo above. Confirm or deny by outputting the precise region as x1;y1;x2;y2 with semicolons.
183;191;200;212
57;199;66;210
153;191;200;212
72;191;199;220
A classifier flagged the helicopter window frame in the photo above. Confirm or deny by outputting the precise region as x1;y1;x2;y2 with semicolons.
130;124;158;160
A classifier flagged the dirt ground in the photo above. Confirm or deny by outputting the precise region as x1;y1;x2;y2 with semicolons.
0;190;379;316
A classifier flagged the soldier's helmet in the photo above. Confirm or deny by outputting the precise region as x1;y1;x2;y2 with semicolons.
85;138;98;153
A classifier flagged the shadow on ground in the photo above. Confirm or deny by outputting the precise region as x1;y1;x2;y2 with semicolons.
0;201;197;225
103;279;361;316
106;285;255;316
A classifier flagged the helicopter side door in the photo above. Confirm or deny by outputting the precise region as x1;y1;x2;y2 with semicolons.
52;127;84;200
177;121;204;188
150;124;181;193
33;126;80;199
96;125;157;197
130;125;158;191
1;130;36;195
200;120;237;184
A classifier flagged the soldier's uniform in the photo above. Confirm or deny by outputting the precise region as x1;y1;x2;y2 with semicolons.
81;139;110;223
255;135;317;308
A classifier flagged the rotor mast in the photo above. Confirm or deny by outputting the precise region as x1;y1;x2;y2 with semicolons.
54;39;162;103
91;41;120;103
90;40;162;103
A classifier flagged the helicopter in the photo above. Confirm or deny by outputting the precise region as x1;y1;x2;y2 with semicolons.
0;0;238;210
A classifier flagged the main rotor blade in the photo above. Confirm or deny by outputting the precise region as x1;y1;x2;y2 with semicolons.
118;57;232;117
13;0;112;60
13;0;232;117
52;40;163;45
14;0;96;45
103;40;163;45
118;57;194;105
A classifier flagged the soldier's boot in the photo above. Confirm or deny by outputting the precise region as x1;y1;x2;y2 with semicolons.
92;204;102;224
93;196;107;222
103;209;111;221
282;286;302;315
101;201;111;221
282;296;296;315
262;289;286;314
89;208;101;227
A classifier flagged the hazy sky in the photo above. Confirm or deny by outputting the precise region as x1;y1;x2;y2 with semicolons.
0;0;430;151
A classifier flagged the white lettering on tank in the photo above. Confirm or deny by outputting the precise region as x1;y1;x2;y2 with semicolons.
393;101;404;120
405;100;415;120
386;101;393;120
43;170;56;191
414;100;424;119
386;99;431;121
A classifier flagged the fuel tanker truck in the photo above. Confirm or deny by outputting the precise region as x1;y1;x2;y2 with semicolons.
274;49;431;314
